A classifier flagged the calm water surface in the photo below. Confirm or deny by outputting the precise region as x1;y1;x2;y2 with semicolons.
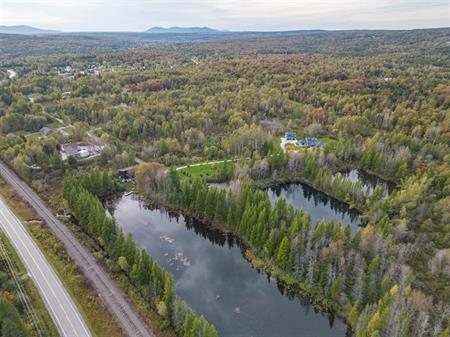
112;194;349;337
341;169;395;195
267;182;362;234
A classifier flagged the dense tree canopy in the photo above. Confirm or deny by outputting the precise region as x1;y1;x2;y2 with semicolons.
0;28;448;337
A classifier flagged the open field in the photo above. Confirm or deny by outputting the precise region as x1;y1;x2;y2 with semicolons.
178;162;217;177
177;160;236;178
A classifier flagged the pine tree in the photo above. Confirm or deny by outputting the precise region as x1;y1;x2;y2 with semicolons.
183;310;195;337
276;237;292;271
194;187;206;215
348;301;360;327
174;300;187;334
314;221;325;242
124;234;137;267
204;188;217;219
264;229;276;258
331;274;343;302
112;231;125;261
163;274;174;324
214;191;227;223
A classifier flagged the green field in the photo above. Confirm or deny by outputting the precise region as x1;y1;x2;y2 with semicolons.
318;137;338;147
177;160;237;179
178;162;222;177
46;122;62;128
180;164;214;176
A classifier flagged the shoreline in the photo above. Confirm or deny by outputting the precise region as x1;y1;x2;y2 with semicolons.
124;191;354;335
253;174;367;213
114;167;394;335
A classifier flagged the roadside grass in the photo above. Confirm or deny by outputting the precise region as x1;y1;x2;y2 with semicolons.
0;178;36;220
0;176;123;337
1;175;176;337
37;178;64;210
27;221;126;337
60;220;176;337
0;232;59;337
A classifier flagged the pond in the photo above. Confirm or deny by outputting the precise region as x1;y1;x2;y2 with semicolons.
341;169;395;195
267;182;362;234
112;194;350;337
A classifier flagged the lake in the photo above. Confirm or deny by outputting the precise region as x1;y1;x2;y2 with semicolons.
112;194;350;337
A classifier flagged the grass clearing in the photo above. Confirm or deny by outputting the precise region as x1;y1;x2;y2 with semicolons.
178;161;231;178
1;175;176;337
318;137;338;147
179;163;216;177
45;122;62;129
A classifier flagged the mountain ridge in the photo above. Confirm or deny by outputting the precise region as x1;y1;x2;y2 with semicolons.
0;25;61;35
145;26;220;34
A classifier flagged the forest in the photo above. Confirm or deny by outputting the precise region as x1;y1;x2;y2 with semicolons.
0;28;448;337
62;170;217;337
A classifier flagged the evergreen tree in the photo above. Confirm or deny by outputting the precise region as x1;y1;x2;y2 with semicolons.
163;273;175;324
331;274;343;301
276;237;292;271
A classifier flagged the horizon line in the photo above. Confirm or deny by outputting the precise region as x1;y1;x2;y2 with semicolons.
2;24;449;34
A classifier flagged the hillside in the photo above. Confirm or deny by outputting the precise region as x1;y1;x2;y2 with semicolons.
145;26;220;34
0;25;61;35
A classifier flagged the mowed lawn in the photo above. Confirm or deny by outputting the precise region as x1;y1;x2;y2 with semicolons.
180;164;215;176
318;137;338;147
178;161;232;178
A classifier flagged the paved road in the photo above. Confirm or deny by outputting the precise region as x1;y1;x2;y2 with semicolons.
0;161;154;337
0;198;92;337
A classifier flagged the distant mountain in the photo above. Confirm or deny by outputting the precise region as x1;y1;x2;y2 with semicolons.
145;26;220;34
0;25;61;35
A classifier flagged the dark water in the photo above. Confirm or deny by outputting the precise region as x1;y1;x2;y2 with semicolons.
112;194;349;337
341;169;395;195
267;182;362;234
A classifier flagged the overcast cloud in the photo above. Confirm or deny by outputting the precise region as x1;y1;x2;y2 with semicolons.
0;0;448;32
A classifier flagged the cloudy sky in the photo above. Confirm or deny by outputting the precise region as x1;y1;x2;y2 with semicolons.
1;0;448;32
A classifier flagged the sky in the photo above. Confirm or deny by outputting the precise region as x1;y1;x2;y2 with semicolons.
1;0;449;32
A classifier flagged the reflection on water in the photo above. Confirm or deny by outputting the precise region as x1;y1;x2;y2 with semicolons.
341;169;395;195
112;194;349;337
267;182;362;234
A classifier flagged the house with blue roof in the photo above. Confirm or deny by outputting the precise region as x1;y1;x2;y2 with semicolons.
285;132;297;141
297;137;324;148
